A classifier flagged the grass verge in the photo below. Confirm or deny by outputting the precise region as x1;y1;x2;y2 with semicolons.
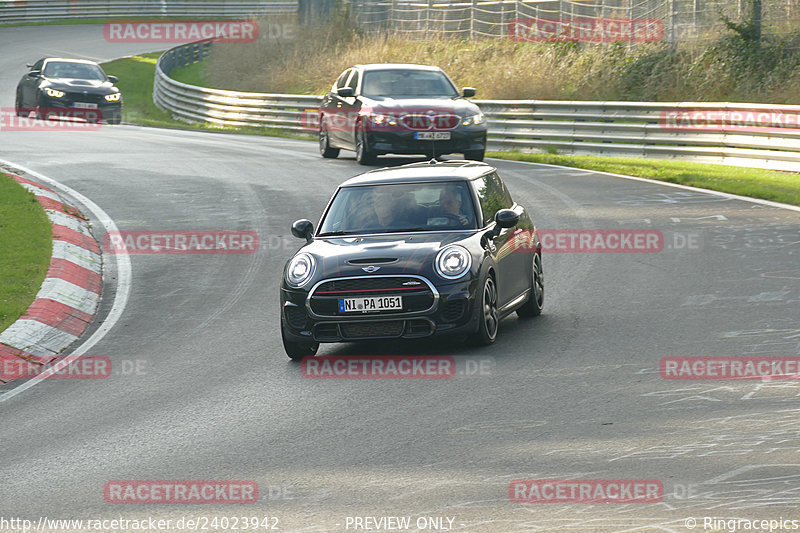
487;152;800;206
0;174;52;333
100;53;313;139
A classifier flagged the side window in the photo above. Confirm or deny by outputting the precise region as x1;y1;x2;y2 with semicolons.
346;70;359;93
32;59;44;71
474;172;512;226
335;69;352;91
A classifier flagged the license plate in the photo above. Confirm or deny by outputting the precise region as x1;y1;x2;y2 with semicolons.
415;131;451;140
73;102;98;109
339;296;403;313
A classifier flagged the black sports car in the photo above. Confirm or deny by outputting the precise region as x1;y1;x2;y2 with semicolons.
15;57;122;124
280;160;543;359
318;64;488;165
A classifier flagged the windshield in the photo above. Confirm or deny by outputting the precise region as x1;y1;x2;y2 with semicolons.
361;69;460;98
318;181;477;235
42;61;106;80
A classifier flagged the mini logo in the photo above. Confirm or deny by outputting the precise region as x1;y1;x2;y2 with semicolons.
362;266;380;273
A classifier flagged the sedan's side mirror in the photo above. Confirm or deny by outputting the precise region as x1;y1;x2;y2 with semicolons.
337;87;354;98
107;75;118;83
462;87;476;98
489;209;519;237
291;219;314;243
27;71;41;78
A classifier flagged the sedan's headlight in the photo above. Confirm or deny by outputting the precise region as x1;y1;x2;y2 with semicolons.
435;245;472;280
462;112;485;126
45;88;64;98
104;93;121;102
370;113;397;127
286;253;316;288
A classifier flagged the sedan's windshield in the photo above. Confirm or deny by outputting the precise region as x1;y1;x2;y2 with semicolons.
361;69;460;98
319;182;477;235
43;61;106;80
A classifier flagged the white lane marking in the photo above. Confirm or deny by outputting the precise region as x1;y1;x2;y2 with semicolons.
488;157;800;213
0;159;132;403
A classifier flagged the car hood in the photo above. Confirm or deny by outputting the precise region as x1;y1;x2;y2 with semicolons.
45;78;117;93
299;231;475;279
364;97;481;117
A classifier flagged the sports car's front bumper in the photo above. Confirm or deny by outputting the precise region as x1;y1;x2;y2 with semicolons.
281;274;480;343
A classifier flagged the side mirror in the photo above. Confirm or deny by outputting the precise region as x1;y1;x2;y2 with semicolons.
291;219;314;243
462;87;476;98
107;75;118;83
489;209;519;237
27;71;41;78
337;87;354;98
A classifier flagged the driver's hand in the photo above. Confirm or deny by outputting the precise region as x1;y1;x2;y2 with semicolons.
457;215;468;226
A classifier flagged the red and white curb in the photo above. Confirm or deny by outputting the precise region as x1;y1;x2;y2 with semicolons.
0;173;102;384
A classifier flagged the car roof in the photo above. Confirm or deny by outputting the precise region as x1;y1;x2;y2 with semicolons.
354;64;444;73
41;58;100;65
340;161;495;187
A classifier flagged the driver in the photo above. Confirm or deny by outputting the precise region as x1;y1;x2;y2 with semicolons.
438;186;469;227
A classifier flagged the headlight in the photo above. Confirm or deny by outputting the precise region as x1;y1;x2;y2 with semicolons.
286;253;316;288
45;88;64;98
462;112;485;126
435;245;472;280
104;93;121;102
370;113;397;127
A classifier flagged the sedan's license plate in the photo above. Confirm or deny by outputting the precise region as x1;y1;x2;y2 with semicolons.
339;296;402;313
415;131;451;140
73;102;98;109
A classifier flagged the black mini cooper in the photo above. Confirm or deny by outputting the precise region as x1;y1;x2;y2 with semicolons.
280;160;544;359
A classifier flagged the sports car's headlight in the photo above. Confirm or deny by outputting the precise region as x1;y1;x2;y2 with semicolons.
435;245;472;280
104;93;121;102
286;253;316;288
370;113;398;127
462;112;485;126
45;88;64;98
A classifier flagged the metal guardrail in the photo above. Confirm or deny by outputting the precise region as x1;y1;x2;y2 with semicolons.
0;0;297;24
154;42;800;171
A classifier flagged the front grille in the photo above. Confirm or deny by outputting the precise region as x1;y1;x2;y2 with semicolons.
340;321;404;339
309;276;435;317
64;92;106;105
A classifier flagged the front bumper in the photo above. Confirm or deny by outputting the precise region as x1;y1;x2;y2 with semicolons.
39;94;122;122
366;127;487;156
281;275;480;343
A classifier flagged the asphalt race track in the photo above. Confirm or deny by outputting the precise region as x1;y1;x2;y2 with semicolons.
1;24;799;533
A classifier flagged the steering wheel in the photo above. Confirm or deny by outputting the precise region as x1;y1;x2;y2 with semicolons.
441;213;468;226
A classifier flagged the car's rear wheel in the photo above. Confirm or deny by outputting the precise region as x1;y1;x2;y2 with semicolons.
464;149;485;162
472;275;499;345
355;121;377;165
281;320;318;360
517;253;544;317
319;120;339;158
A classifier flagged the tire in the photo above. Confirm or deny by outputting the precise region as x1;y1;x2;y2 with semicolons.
319;120;339;158
15;91;25;117
517;253;544;318
472;274;499;345
355;121;376;165
464;149;485;162
281;320;318;360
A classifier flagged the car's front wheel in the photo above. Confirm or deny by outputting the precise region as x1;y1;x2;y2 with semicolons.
281;320;318;360
472;275;499;345
464;149;485;162
355;121;377;165
517;253;544;317
15;90;26;117
319;120;339;158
